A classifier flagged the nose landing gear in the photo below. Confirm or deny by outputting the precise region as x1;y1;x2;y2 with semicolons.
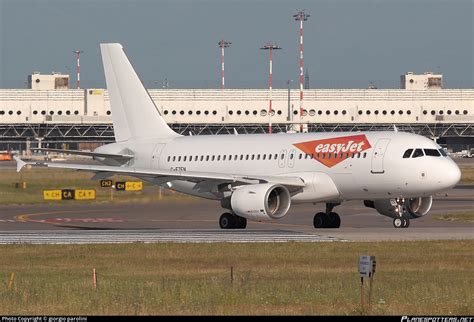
392;198;410;228
393;217;410;228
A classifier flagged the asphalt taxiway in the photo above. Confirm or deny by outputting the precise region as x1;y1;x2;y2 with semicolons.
0;184;472;243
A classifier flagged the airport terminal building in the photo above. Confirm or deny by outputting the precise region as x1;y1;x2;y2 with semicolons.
0;72;472;152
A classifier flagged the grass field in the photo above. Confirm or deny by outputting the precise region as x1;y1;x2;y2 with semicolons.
0;240;472;315
434;211;474;223
1;164;473;205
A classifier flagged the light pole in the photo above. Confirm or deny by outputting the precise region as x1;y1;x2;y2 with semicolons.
218;39;231;90
73;50;83;89
293;9;310;132
260;43;282;134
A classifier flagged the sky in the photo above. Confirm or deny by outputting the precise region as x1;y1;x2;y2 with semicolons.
0;0;473;89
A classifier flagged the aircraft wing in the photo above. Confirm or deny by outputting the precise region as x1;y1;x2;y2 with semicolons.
34;148;134;160
14;157;305;189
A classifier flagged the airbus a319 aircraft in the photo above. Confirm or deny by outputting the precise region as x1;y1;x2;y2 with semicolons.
15;43;461;229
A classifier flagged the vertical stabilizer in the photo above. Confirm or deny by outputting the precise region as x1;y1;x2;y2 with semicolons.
100;43;179;142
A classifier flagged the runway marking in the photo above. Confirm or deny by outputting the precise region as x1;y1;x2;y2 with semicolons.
14;209;118;225
0;230;345;244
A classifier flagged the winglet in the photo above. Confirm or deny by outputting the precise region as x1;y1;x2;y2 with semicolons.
13;155;27;172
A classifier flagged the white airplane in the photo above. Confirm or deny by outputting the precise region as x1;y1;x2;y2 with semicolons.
15;43;462;229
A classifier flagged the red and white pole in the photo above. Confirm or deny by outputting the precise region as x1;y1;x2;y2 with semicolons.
74;50;82;89
294;9;309;132
218;40;231;90
299;19;304;131
221;46;225;90
269;47;273;134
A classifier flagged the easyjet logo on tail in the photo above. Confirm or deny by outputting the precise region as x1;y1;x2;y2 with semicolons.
293;134;372;168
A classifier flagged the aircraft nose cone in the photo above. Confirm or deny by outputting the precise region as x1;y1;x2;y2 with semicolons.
445;162;461;188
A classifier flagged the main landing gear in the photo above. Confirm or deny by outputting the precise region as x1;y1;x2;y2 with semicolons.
219;212;247;229
392;198;410;228
313;203;341;229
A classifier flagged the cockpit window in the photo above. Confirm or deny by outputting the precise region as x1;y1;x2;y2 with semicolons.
403;149;413;158
439;149;448;157
424;149;441;157
412;149;424;158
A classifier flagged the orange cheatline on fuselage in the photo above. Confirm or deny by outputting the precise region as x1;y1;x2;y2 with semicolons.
293;134;372;168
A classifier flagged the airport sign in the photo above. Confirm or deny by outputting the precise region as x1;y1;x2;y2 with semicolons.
100;179;113;188
114;181;143;191
43;189;96;201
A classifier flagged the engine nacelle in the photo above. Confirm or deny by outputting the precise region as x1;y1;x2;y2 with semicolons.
230;183;291;221
364;196;433;219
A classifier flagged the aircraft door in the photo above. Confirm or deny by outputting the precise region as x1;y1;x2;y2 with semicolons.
278;149;287;168
151;144;165;169
287;149;296;168
371;139;390;174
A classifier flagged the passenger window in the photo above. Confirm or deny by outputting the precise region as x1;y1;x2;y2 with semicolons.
200;156;204;161
274;154;278;159
212;156;215;161
217;155;220;161
223;155;226;161
206;156;209;161
172;156;176;162
327;154;331;159
321;154;325;159
412;149;424;158
246;155;249;160
183;156;187;162
289;153;293;160
280;154;284;160
195;156;198;161
299;154;302;160
257;154;260;160
251;155;255;160
167;156;170;162
263;154;266;160
363;152;367;158
403;149;413;158
424;149;441;157
357;153;361;158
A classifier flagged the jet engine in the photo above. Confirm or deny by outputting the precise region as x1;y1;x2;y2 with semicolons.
364;196;433;219
230;183;291;221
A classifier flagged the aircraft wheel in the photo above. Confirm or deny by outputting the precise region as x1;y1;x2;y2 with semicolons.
402;218;410;228
330;212;341;228
235;216;247;229
313;212;326;228
393;218;403;228
219;213;235;229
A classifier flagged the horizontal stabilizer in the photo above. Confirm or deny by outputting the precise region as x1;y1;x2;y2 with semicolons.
34;148;134;160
